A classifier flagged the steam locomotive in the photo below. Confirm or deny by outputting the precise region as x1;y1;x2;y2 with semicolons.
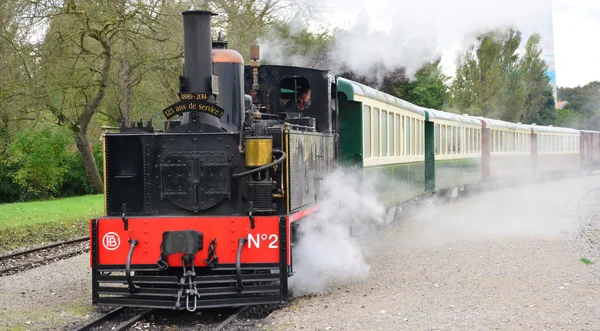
91;10;335;311
90;10;600;312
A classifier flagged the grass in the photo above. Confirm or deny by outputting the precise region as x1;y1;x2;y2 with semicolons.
0;195;103;252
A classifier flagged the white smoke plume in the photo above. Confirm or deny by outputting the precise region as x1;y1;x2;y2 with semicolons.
260;0;556;82
289;167;387;295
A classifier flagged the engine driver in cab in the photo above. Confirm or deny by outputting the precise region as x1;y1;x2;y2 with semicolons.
285;88;311;111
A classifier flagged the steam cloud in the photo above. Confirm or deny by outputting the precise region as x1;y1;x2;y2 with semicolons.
260;0;555;83
289;167;387;295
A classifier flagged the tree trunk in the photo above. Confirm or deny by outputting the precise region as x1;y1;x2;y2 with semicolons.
74;132;103;193
119;52;132;125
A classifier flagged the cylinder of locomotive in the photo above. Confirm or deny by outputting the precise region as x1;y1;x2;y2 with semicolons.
245;137;273;167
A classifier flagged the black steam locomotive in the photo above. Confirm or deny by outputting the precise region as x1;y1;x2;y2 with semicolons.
91;10;337;311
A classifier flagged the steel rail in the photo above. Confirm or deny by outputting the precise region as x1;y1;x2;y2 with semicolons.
213;306;248;331
0;248;89;276
73;307;126;331
73;307;153;331
0;236;89;262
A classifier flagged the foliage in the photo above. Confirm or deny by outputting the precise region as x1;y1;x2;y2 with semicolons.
5;124;71;200
260;19;333;69
450;29;555;124
519;34;554;125
340;64;408;94
558;81;600;121
0;162;21;203
451;28;523;119
59;144;103;197
393;60;449;109
525;86;557;125
554;108;588;129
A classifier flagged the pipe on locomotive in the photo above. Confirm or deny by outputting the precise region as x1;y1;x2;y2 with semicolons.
180;10;221;128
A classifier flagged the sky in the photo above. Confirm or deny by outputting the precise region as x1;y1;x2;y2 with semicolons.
301;0;600;88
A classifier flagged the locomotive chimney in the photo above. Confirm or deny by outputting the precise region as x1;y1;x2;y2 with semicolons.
180;10;221;129
183;10;214;94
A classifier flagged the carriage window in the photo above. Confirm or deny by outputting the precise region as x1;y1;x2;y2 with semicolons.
561;135;564;152
363;106;371;158
435;124;440;155
404;116;412;156
465;128;469;154
279;77;311;112
373;108;380;157
412;118;417;155
512;133;517;152
450;126;454;154
389;113;394;156
441;125;447;155
495;131;499;152
568;136;572;152
541;135;545;153
420;120;423;155
382;111;388;157
475;129;478;153
457;127;462;154
415;120;422;155
445;125;450;155
396;115;402;156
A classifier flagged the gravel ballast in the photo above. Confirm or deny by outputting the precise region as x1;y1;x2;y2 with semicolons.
263;176;600;330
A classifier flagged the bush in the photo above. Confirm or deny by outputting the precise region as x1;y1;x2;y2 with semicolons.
58;143;103;197
5;124;71;200
1;123;104;203
0;162;21;203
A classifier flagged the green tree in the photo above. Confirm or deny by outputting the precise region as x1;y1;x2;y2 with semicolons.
393;60;449;109
519;34;555;125
450;29;555;124
34;0;184;192
451;28;523;120
554;107;588;129
5;124;71;199
558;81;600;119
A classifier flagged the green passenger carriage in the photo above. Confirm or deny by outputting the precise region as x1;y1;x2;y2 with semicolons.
424;110;483;195
337;78;427;209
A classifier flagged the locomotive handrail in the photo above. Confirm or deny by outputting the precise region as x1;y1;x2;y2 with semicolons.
232;149;286;178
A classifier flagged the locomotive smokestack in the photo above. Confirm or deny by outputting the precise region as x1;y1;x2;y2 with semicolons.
180;10;221;129
182;10;214;94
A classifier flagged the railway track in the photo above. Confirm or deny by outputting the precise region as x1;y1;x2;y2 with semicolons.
72;306;248;331
72;307;153;331
0;236;89;276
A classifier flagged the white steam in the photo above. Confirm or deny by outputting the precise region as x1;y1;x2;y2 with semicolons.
260;0;556;82
289;167;386;295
